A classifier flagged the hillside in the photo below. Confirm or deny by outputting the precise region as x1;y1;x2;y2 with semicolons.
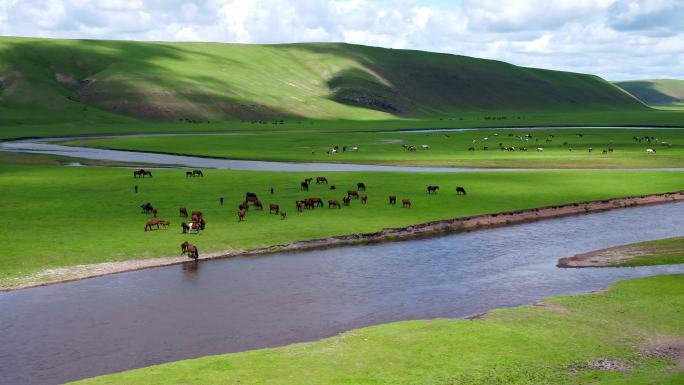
614;79;684;107
0;37;646;125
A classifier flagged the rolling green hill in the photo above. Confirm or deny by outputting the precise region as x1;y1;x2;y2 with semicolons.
0;36;646;125
614;79;684;107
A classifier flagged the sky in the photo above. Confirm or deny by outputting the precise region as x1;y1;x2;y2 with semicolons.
0;0;683;80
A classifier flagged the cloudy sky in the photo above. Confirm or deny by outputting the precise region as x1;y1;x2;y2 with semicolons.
1;0;682;80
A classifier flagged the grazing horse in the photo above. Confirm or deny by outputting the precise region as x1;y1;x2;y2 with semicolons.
144;219;160;231
159;220;171;229
427;185;439;194
361;195;368;204
309;198;324;207
192;170;203;177
238;209;246;222
304;198;315;210
191;211;203;220
316;176;328;184
245;192;258;203
181;241;199;260
181;222;201;234
280;211;287;220
253;200;263;210
389;195;397;205
304;178;313;184
357;182;366;191
269;204;279;214
300;181;309;191
347;190;359;199
134;169;152;178
140;202;153;214
646;148;656;154
186;171;193;177
343;196;351;206
402;198;411;208
296;200;304;212
456;186;467;195
329;199;341;209
179;207;188;217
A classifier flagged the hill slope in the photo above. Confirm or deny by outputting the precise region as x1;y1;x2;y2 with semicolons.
614;79;684;107
0;37;646;124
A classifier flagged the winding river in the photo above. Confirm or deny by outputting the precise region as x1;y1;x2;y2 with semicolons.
2;202;684;385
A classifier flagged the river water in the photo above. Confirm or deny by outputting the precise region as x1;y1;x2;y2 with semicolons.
2;202;684;385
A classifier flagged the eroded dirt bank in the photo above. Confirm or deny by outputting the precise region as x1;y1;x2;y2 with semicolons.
558;235;684;268
4;191;684;291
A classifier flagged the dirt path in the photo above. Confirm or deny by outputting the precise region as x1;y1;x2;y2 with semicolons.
4;190;684;292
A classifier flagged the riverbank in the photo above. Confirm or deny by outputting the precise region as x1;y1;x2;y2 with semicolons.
559;236;684;268
6;190;683;292
68;274;684;385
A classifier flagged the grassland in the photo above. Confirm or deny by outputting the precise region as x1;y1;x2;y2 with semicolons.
559;236;684;268
68;274;684;385
63;127;684;168
615;79;684;108
2;154;684;289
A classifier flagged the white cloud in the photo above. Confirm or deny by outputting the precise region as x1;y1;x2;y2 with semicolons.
0;0;682;80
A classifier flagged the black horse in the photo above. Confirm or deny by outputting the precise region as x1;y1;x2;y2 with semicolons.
456;187;467;195
357;182;366;191
427;185;439;194
300;181;309;191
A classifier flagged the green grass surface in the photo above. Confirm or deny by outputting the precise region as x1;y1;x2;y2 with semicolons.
615;237;684;267
2;158;684;288
0;36;645;127
64;128;684;168
69;274;684;385
615;79;684;107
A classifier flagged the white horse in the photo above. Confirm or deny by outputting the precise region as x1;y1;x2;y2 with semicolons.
646;148;656;154
537;147;544;152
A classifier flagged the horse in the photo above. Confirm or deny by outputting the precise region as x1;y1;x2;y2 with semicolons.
646;148;656;154
186;171;193;177
361;195;368;204
133;169;143;178
304;198;315;210
181;222;201;234
140;202;153;214
329;199;341;209
144;219;160;231
151;208;158;217
304;178;313;184
407;146;417;152
357;182;366;191
347;190;359;199
192;170;203;177
197;217;206;230
239;202;249;212
143;170;152;178
427;185;439;194
269;204;279;214
300;181;309;191
309;198;323;207
330;185;336;190
191;211;203;221
456;186;467;195
280;211;287;220
238;209;246;222
159;220;171;229
246;192;258;203
389;195;397;205
402;198;411;208
343;196;351;206
179;207;188;217
253;200;263;210
316;176;328;184
296;200;304;212
181;241;199;260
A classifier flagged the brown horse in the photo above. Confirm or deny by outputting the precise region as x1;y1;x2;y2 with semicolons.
402;198;411;208
245;192;258;202
389;195;397;205
280;211;287;220
191;211;203;220
239;202;249;212
144;219;160;231
296;200;304;212
152;208;158;217
269;204;279;214
361;195;368;204
253;200;264;210
181;241;199;260
316;176;328;184
304;177;313;184
427;185;439;194
179;207;188;217
329;199;341;209
304;198;314;210
343;196;351;206
347;190;359;199
159;220;171;229
238;209;246;222
357;182;366;191
310;198;323;207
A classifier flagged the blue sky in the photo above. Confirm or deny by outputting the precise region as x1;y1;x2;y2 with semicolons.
1;0;682;80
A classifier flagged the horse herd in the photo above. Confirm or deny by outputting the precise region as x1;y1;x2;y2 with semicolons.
137;170;468;261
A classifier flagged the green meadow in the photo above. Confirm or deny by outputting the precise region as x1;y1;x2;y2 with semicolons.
614;236;684;267
64;127;684;168
2;154;684;289
69;274;684;385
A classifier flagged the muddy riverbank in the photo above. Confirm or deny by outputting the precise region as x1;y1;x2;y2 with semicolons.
6;190;683;292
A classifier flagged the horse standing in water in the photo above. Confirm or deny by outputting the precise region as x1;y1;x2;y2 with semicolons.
181;241;199;260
